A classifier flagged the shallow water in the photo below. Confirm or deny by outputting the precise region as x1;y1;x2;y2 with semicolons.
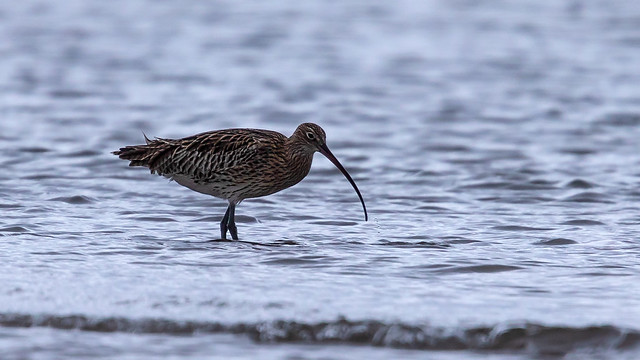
1;0;640;358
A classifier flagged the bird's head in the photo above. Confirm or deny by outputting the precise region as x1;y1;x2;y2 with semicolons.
290;122;368;221
292;122;327;153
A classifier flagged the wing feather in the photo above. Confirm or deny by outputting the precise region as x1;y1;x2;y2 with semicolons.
114;129;285;181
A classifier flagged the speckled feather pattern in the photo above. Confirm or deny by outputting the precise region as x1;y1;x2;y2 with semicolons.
113;125;319;204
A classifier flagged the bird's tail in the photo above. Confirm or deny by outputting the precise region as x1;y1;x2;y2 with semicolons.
112;143;156;168
113;133;176;174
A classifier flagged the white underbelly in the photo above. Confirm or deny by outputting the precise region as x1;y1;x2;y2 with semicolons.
169;174;228;199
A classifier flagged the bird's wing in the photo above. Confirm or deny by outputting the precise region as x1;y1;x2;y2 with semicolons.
142;129;284;181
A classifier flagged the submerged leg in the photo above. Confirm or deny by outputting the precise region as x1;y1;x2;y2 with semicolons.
227;203;238;240
220;205;231;240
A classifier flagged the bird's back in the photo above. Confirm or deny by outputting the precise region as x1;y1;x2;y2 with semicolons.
113;128;311;202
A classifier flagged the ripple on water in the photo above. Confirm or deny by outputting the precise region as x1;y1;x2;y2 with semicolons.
18;147;50;153
62;150;103;158
596;112;640;127
423;144;472;152
441;237;481;245
416;205;455;213
48;195;95;204
260;257;324;266
235;215;259;223
557;147;598;155
48;89;95;99
492;225;555;232
534;238;579;246
1;312;638;356
560;220;606;226
379;240;451;249
434;264;524;274
0;226;31;233
309;220;358;226
563;192;613;203
565;179;595;189
0;203;22;209
478;196;555;204
132;217;177;222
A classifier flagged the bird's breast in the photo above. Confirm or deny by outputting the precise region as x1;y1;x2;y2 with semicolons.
237;152;313;200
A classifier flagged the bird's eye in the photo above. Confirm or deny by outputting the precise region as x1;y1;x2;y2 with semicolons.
306;132;315;140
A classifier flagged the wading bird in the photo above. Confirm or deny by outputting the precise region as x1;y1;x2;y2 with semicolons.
113;123;367;240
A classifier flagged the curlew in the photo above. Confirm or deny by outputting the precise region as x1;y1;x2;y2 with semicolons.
113;123;367;240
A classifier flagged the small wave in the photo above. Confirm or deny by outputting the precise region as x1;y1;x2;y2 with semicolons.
424;144;471;152
48;89;94;99
0;313;638;356
0;226;31;233
563;192;613;203
416;205;454;213
148;74;212;85
458;181;556;191
309;220;358;226
492;225;554;231
62;149;103;158
458;181;512;189
565;179;595;189
557;147;597;155
596;112;640;127
48;195;95;204
260;257;323;265
379;240;450;249
434;264;523;274
132;216;177;222
534;238;578;246
18;146;50;153
561;220;606;226
478;196;554;204
0;203;22;209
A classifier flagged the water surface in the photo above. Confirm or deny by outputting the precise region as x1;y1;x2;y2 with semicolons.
1;0;640;358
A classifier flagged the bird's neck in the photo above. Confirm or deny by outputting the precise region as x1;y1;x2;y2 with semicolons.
285;137;314;184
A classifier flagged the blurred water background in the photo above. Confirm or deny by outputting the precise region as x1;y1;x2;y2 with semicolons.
1;0;640;359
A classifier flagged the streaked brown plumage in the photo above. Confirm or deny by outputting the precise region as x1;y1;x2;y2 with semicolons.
113;123;368;240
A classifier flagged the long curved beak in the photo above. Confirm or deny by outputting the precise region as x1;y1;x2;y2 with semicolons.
318;144;368;221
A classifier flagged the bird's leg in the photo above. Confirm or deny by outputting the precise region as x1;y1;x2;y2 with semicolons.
220;205;231;240
227;203;238;240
